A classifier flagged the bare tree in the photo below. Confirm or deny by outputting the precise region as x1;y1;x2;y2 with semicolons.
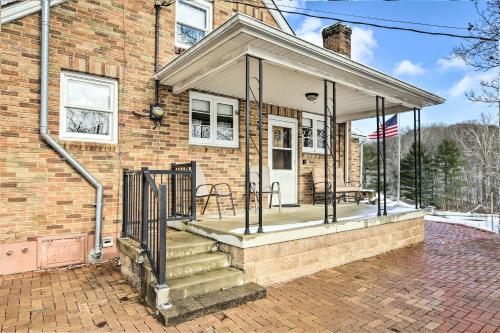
451;0;499;104
456;114;499;206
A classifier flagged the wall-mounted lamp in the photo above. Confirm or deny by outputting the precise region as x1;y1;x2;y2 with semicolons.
305;92;319;102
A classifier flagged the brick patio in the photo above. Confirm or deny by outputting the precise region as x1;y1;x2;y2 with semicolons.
1;222;499;333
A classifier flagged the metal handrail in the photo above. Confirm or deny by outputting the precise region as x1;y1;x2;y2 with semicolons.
121;162;196;286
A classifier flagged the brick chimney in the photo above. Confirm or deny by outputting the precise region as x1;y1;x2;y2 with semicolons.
322;23;352;58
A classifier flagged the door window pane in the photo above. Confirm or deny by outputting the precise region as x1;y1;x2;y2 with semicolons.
216;103;234;141
272;149;292;170
272;126;291;148
66;108;110;135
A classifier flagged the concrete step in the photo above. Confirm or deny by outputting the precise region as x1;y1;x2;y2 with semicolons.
167;252;230;279
167;231;217;259
159;283;266;326
168;267;244;301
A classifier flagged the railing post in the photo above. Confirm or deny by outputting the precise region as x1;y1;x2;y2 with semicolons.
141;167;149;249
122;169;129;238
158;184;168;286
191;161;197;221
171;163;177;218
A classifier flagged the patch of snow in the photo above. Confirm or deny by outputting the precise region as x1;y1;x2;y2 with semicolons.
425;211;499;233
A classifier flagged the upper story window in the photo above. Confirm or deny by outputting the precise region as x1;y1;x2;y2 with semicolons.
59;72;118;144
302;113;329;154
175;0;213;49
189;91;239;148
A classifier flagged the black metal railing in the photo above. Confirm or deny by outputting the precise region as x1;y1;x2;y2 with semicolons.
121;162;196;285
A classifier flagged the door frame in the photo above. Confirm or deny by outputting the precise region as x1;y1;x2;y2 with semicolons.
267;114;298;204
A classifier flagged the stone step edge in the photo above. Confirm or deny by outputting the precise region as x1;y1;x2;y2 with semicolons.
157;283;266;326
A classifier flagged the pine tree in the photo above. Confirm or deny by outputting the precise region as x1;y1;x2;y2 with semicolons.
400;143;435;206
362;143;378;190
436;139;461;210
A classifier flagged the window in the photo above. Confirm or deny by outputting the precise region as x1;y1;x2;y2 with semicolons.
189;91;238;148
175;0;212;49
302;113;329;154
59;72;118;144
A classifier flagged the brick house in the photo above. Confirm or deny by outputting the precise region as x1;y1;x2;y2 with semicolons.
1;1;443;316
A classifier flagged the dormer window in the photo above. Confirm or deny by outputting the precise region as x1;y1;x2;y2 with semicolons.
175;0;213;49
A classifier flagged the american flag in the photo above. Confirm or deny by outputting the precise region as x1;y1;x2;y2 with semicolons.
368;115;398;139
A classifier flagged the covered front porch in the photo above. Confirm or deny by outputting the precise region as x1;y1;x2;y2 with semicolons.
155;13;444;235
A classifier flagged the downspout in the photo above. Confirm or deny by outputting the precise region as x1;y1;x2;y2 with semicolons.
40;0;103;260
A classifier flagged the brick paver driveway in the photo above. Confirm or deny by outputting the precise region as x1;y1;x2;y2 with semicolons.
1;222;499;333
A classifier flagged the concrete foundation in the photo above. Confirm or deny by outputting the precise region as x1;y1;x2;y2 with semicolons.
215;213;425;286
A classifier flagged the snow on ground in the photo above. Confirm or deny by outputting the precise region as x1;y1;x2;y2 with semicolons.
425;211;499;233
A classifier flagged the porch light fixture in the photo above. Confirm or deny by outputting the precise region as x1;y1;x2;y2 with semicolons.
305;92;318;102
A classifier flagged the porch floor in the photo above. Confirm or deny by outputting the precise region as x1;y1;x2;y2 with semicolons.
166;202;423;248
194;203;415;235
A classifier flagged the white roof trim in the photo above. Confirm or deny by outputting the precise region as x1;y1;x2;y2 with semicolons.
262;0;294;35
155;13;445;109
1;0;67;24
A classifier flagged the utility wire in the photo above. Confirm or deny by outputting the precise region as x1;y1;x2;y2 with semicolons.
262;0;474;31
226;0;497;41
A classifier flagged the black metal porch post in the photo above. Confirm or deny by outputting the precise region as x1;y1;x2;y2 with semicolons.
323;80;328;224
382;97;387;215
376;96;381;216
332;82;337;223
418;108;422;208
245;55;251;234
413;108;418;208
257;58;263;233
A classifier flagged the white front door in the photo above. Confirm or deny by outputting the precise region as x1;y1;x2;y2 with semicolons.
268;115;298;205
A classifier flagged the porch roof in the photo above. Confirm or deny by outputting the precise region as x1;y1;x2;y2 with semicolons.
155;14;444;122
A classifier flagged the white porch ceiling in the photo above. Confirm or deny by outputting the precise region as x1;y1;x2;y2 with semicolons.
156;14;444;122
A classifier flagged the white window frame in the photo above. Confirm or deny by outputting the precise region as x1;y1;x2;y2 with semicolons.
174;0;213;49
189;91;239;148
59;71;118;144
302;112;330;154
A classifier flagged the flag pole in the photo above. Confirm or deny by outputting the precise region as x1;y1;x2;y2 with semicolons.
397;113;401;202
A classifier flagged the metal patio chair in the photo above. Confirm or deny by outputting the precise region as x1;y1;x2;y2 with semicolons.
196;166;236;219
312;166;361;205
250;164;281;213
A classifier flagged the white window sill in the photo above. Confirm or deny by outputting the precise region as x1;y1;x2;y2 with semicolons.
189;141;239;149
59;136;117;145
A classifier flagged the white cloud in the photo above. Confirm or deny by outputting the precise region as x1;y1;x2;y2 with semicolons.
295;17;324;46
436;57;468;71
394;60;425;76
447;70;496;99
351;27;377;64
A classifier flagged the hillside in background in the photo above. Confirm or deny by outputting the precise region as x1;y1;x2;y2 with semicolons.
362;114;499;213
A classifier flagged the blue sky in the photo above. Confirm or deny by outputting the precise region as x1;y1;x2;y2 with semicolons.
275;0;498;135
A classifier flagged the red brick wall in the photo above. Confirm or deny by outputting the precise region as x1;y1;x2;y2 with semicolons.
0;0;360;270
